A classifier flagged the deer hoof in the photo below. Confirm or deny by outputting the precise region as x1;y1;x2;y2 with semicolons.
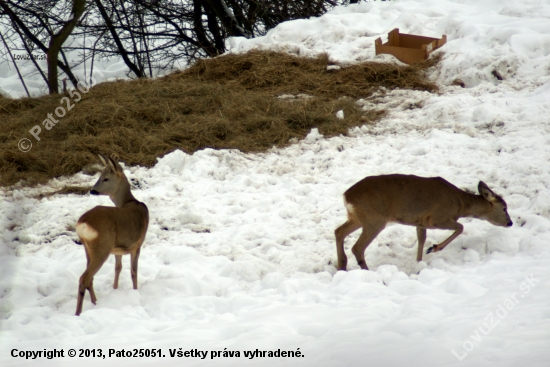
426;246;437;254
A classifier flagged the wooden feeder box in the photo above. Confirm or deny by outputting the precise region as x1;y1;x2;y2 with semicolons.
375;28;446;65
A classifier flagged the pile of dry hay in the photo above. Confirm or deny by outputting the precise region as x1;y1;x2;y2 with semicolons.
0;50;440;187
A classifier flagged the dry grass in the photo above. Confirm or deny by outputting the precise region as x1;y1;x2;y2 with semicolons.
0;50;440;187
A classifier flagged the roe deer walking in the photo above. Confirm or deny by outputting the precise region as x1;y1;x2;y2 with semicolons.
75;154;149;315
334;174;512;271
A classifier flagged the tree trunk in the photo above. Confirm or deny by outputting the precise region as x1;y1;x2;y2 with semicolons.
47;0;86;94
203;0;250;38
193;0;221;56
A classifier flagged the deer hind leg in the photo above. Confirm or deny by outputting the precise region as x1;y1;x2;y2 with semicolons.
88;280;97;305
130;247;141;290
416;227;427;261
76;249;110;316
351;221;385;270
83;246;97;304
426;222;464;254
335;217;361;271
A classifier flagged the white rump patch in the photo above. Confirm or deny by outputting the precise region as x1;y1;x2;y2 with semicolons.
344;196;355;214
76;222;98;241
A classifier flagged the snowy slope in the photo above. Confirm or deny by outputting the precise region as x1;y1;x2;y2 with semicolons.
2;0;550;366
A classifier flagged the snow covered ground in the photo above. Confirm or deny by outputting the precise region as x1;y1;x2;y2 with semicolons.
1;0;550;366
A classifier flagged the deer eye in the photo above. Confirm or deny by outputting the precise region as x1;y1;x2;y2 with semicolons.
103;178;109;182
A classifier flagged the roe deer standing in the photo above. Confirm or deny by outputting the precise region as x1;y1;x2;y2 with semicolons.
75;154;149;315
334;174;512;271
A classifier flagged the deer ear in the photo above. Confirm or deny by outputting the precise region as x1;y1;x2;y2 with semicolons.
107;156;123;174
478;181;496;202
98;154;109;167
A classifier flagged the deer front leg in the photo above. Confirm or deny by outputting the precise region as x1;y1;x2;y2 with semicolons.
426;222;463;254
130;247;141;290
416;227;426;261
114;255;122;289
